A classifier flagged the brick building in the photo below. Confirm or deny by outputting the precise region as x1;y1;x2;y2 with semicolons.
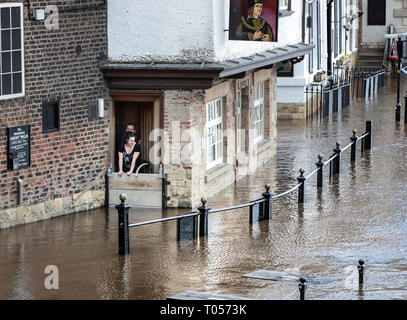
0;0;109;229
103;0;314;209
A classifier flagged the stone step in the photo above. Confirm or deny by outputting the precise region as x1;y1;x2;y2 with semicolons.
277;112;306;120
358;53;383;58
278;105;306;114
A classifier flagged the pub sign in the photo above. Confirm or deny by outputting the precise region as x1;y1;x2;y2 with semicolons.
7;125;31;170
229;0;279;42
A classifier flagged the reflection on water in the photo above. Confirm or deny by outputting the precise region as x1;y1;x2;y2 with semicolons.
1;79;407;299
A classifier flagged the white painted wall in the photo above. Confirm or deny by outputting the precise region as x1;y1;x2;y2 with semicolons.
107;0;215;62
108;0;302;62
361;0;403;44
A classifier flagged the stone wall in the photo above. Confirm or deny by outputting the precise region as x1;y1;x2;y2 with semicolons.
162;66;278;209
0;1;109;229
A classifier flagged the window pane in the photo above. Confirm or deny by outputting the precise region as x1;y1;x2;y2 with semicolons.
11;7;20;28
216;142;221;160
1;8;10;29
2;30;11;51
12;72;22;94
12;29;21;50
12;51;21;71
2;52;11;73
2;74;11;95
210;145;215;162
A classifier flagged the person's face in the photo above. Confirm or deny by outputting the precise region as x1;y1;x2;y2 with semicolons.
127;137;135;146
126;125;135;133
253;3;263;17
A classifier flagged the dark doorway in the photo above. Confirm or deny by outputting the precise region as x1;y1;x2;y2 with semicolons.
368;0;386;26
114;101;154;172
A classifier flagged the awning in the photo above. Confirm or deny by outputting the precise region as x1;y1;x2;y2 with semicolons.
219;43;315;78
100;43;315;90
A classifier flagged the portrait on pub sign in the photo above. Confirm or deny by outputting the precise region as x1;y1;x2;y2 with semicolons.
229;0;278;42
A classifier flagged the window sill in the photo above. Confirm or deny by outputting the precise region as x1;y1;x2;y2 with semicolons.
279;10;294;17
205;162;233;183
256;139;272;155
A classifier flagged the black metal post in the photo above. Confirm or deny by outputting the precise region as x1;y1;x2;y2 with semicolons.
316;154;324;188
396;38;402;122
350;129;358;162
198;197;210;237
262;183;273;220
333;142;341;175
297;169;306;203
365;121;372;151
358;259;365;285
299;277;307;300
405;93;407;123
116;194;131;255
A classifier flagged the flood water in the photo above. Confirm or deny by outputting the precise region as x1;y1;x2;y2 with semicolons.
1;79;407;300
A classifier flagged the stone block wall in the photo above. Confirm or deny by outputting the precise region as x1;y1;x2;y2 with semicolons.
163;66;278;209
0;1;110;229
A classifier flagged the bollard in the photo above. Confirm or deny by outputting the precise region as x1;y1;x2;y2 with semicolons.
358;259;365;285
350;129;358;162
262;183;273;220
405;93;407;123
316;154;324;188
298;277;307;300
365;121;372;151
333;141;341;175
198;197;210;237
296;169;306;203
404;91;407;124
116;194;131;255
396;103;401;122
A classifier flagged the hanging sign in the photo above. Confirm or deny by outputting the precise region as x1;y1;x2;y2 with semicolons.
7;125;31;170
229;0;278;42
389;39;399;60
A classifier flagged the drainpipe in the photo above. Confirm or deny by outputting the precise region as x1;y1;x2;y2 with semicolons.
18;179;23;205
302;0;306;43
327;0;334;75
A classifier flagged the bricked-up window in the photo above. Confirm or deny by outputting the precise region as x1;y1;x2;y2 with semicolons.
42;102;60;133
254;82;264;142
205;99;223;170
0;3;24;100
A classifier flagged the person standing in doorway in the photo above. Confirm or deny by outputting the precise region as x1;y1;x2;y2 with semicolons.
118;131;141;176
115;123;136;171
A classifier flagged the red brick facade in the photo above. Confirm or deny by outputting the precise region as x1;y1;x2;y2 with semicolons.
0;1;109;217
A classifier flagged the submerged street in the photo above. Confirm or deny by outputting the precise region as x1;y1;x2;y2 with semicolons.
1;79;407;300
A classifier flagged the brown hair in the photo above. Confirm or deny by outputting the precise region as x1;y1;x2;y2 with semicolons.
123;131;135;144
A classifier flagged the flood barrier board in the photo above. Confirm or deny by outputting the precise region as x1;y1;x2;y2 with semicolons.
167;290;252;300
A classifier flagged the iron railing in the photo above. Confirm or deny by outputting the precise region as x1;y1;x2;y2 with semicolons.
115;121;373;256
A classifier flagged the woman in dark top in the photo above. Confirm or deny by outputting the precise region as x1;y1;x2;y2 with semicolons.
118;131;141;177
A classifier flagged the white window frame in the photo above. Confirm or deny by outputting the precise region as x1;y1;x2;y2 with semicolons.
280;0;289;10
205;99;223;170
254;82;264;143
0;2;25;101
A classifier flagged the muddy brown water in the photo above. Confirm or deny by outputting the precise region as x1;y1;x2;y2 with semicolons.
1;79;407;300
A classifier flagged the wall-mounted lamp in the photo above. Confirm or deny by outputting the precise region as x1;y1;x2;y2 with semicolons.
98;98;104;118
282;60;293;71
194;92;205;102
33;9;45;21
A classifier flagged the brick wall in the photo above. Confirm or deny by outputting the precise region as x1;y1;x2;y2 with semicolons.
0;0;110;228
